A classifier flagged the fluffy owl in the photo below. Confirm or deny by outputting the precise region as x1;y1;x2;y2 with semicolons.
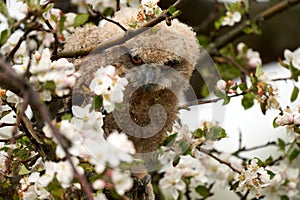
65;7;200;152
64;6;200;198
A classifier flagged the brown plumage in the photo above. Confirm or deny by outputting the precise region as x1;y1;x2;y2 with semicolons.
65;7;200;155
64;7;201;199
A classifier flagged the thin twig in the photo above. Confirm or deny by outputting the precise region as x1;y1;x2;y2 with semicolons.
0;58;94;200
56;0;189;59
0;133;26;142
198;147;242;173
217;55;251;75
178;91;247;109
0;122;16;128
90;7;127;32
233;141;278;156
206;0;300;55
44;20;59;59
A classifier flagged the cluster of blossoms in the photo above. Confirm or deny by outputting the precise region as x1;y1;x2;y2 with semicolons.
136;0;162;22
219;1;247;27
221;10;241;27
237;42;262;69
17;103;136;199
158;122;233;199
216;79;237;94
71;0;140;13
255;69;280;111
12;48;79;100
1;2;78;58
235;159;299;199
275;107;300;141
235;158;271;198
89;65;128;112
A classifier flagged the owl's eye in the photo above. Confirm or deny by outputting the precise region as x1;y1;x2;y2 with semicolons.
130;54;143;65
164;60;180;67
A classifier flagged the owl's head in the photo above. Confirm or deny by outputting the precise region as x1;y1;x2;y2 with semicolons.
65;7;201;105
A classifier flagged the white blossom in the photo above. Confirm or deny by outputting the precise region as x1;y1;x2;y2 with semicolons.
93;193;108;200
284;47;300;69
89;65;128;113
159;166;186;199
92;179;106;190
216;79;227;93
111;170;133;196
276;111;294;125
246;48;262;68
106;131;135;167
221;11;241;27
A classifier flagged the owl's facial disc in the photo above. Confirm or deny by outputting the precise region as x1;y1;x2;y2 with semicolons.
125;63;188;94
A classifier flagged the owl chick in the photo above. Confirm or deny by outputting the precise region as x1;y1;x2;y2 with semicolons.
64;7;200;198
65;7;200;153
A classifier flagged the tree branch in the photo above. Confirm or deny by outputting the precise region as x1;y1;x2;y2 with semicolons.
197;147;242;174
56;0;189;59
89;7;127;32
178;91;247;109
0;58;94;200
206;0;300;55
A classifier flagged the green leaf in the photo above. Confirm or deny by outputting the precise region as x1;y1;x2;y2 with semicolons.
241;92;255;110
129;20;138;28
0;2;9;18
288;148;300;163
172;10;182;18
267;169;276;180
290;86;299;102
0;29;11;46
114;103;122;110
74;14;89;27
264;156;273;166
61;113;72;121
195;185;211;198
179;140;190;155
273;117;280;128
294;125;300;134
243;26;253;34
196;34;209;47
224;95;231;105
102;7;114;16
253;157;264;167
168;5;176;14
214;18;222;30
255;65;263;78
206;126;227;141
289;64;299;82
214;89;230;105
1;110;11;118
230;181;240;190
92;95;103;110
238;83;247;92
193;128;204;138
281;195;289;200
163;133;177;146
200;84;210;97
260;101;267;115
59;14;66;34
43;81;56;90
